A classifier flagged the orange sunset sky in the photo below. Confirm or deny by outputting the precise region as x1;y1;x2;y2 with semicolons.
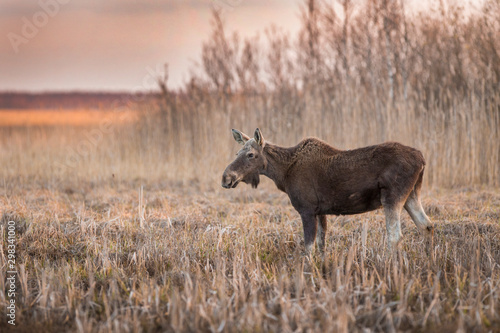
0;0;301;92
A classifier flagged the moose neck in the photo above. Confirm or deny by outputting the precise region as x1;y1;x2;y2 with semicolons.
261;142;296;192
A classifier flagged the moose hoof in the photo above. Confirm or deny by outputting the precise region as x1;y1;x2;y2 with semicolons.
426;225;435;236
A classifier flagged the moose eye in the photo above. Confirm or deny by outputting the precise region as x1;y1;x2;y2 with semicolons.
247;153;255;159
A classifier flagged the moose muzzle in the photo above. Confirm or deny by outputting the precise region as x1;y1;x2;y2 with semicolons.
221;170;240;189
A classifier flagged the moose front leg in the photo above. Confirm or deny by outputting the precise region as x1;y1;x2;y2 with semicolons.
317;215;327;254
300;212;318;255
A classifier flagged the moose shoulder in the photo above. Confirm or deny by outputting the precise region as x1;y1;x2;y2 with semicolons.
222;128;434;254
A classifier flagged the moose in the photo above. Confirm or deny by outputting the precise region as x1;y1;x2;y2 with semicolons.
222;128;434;255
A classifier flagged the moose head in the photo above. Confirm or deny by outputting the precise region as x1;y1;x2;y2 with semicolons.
221;128;266;189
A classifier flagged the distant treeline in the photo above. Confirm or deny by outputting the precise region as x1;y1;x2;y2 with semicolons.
0;92;159;109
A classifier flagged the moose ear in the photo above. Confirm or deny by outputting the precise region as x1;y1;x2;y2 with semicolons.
232;129;250;145
254;128;265;147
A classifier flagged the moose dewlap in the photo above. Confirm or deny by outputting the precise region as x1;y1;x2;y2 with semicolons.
222;128;434;254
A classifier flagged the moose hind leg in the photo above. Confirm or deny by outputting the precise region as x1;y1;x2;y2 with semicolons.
405;167;434;234
316;215;327;254
384;205;403;250
404;191;433;233
300;212;317;255
381;188;405;250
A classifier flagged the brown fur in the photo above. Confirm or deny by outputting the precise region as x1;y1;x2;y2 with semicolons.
222;128;434;254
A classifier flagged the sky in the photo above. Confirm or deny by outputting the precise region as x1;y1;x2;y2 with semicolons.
0;0;301;92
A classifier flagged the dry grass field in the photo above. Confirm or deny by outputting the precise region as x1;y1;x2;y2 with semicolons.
0;173;499;332
0;116;499;332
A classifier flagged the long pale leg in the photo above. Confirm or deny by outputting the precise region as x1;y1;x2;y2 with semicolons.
404;194;433;233
405;188;435;260
384;204;403;250
381;186;405;251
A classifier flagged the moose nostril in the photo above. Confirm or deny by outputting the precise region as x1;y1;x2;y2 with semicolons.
221;173;234;188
